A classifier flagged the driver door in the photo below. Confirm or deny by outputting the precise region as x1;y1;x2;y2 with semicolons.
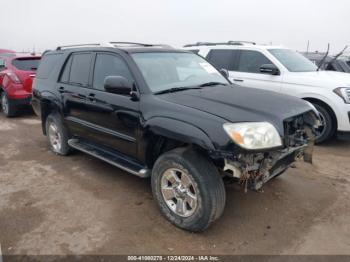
82;52;140;158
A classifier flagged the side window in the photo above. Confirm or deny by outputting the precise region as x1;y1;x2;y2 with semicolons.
206;49;238;71
237;50;273;73
0;59;5;70
92;53;133;91
69;53;92;86
59;55;72;83
36;54;62;79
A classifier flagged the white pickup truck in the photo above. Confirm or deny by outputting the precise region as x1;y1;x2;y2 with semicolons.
184;41;350;143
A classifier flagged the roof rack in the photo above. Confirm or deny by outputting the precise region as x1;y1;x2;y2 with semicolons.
184;41;256;47
109;42;173;48
56;42;173;50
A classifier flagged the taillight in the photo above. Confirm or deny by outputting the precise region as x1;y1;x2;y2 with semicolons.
6;71;21;84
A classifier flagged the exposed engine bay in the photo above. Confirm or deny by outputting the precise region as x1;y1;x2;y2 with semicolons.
222;112;319;191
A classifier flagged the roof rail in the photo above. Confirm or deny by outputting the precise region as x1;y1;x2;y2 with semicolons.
109;42;173;48
227;41;256;45
56;43;113;50
184;41;256;47
56;42;172;50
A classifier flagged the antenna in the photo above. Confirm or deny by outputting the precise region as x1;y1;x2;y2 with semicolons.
306;40;310;54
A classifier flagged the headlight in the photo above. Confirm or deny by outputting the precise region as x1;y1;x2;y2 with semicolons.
223;122;282;150
333;87;350;104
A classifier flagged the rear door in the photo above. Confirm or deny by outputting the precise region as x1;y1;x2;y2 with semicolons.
58;52;92;137
82;52;139;158
230;50;283;92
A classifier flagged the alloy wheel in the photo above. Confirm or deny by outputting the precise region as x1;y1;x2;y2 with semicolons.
1;93;9;114
315;110;327;140
160;168;198;217
48;121;62;153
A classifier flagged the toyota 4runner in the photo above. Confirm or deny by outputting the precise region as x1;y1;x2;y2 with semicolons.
32;42;319;232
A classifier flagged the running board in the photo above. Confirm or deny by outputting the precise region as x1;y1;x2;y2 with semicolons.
68;139;150;178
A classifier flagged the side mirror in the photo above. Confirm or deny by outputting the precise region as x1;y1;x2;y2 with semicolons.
260;64;280;75
104;76;133;95
220;68;229;78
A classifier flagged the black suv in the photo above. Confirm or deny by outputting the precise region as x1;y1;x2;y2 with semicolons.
32;42;319;232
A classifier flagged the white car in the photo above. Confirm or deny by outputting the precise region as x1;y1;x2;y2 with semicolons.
184;41;350;143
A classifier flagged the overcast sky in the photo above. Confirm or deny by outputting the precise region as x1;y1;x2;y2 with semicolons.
1;0;349;54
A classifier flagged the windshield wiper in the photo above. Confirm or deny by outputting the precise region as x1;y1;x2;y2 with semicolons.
154;86;202;95
199;82;228;87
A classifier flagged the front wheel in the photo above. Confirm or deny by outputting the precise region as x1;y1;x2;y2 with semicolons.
151;147;226;232
1;92;17;117
313;103;336;144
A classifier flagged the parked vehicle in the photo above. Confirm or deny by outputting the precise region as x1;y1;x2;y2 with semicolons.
302;46;350;74
32;42;318;232
0;49;15;55
303;53;350;73
184;41;350;143
0;53;41;117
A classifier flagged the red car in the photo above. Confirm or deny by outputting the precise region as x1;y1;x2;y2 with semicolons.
0;54;41;117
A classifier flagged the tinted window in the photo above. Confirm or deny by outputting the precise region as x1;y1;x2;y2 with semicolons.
60;55;73;83
0;59;5;69
237;50;273;73
206;49;237;70
12;58;41;71
69;53;92;86
36;54;61;79
93;53;133;91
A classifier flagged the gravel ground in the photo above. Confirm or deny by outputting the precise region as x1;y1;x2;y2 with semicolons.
0;112;350;255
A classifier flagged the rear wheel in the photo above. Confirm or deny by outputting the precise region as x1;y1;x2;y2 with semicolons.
1;92;17;117
151;147;226;232
313;103;336;144
45;112;71;155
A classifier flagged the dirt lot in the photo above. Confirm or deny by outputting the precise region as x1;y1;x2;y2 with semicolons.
0;112;350;255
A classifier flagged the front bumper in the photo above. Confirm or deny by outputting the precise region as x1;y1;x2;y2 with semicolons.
251;145;307;191
334;102;350;132
224;145;309;192
337;131;350;141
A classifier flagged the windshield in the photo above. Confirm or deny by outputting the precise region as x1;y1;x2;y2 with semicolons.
132;52;229;93
269;49;317;72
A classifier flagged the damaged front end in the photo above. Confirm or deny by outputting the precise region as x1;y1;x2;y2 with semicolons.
222;112;319;191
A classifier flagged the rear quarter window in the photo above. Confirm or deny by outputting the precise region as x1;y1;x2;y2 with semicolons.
12;58;41;71
36;54;62;79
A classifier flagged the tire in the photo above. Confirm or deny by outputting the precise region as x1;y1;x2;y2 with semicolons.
151;147;226;232
45;112;71;155
313;103;336;144
1;92;17;117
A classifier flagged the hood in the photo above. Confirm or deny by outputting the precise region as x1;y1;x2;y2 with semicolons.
159;85;313;134
285;70;350;88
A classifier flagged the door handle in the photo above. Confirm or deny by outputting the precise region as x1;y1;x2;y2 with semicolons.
58;86;65;93
87;93;96;102
233;79;244;82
